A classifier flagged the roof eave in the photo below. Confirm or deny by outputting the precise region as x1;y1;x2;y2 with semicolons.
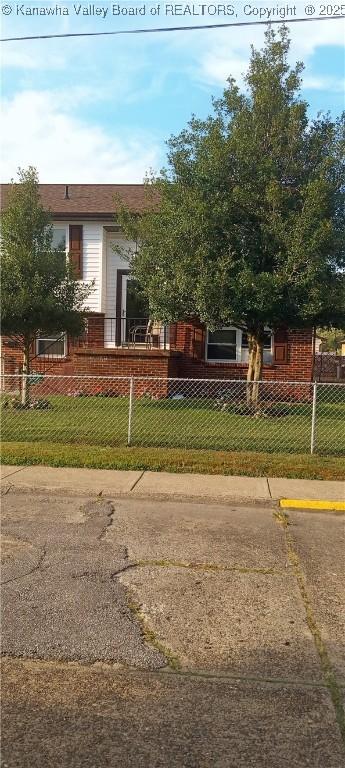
52;212;118;221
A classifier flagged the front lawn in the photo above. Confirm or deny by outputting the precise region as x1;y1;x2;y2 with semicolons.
2;442;345;481
1;390;344;456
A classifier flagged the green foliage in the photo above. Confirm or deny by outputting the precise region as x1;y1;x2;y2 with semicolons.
317;327;345;353
1;167;92;345
118;27;345;338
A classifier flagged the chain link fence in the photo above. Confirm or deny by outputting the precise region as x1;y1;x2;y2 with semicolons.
1;375;344;456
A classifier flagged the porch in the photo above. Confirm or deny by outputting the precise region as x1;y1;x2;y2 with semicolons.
81;315;172;351
68;315;182;382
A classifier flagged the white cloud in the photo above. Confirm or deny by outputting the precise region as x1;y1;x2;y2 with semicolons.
0;48;66;71
303;75;345;92
178;19;345;89
184;26;264;87
0;38;68;71
287;16;345;59
1;89;160;182
199;50;249;87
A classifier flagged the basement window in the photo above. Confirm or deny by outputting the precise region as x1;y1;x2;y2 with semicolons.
36;333;66;357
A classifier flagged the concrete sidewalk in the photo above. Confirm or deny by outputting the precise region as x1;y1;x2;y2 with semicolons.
2;492;345;766
1;464;344;508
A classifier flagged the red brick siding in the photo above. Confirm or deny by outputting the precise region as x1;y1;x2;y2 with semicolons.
83;314;105;347
73;348;180;383
173;323;313;382
1;318;313;384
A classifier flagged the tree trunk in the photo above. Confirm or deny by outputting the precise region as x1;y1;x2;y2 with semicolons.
246;330;264;410
21;340;31;407
246;334;256;406
252;340;263;409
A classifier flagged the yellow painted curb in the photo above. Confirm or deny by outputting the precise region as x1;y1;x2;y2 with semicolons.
280;499;345;511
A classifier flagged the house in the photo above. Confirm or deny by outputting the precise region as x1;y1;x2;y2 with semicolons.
0;183;314;384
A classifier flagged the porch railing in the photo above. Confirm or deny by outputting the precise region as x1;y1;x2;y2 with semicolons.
84;316;173;351
109;316;168;349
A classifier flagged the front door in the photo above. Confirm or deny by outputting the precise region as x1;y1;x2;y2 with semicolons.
120;275;149;345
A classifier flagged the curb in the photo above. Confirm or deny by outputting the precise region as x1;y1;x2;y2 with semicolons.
0;483;278;507
280;498;345;512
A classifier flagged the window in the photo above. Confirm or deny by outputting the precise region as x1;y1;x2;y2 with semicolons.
242;331;273;364
206;327;273;363
36;333;66;357
207;329;237;361
52;227;67;252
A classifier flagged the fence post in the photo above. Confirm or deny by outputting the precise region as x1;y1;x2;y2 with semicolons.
127;377;134;446
310;382;317;455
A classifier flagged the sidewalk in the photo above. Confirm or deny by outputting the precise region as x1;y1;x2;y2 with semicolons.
2;488;345;766
1;464;344;509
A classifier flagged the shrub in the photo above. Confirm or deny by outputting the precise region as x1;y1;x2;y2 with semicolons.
1;396;52;411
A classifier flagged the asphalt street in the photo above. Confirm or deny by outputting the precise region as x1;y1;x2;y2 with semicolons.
1;491;344;767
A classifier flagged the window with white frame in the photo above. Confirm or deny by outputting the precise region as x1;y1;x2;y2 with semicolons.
241;331;273;364
207;329;237;361
206;327;273;363
51;227;67;252
36;333;66;357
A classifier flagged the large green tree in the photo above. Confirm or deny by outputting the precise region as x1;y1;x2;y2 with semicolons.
1;167;92;404
118;26;345;403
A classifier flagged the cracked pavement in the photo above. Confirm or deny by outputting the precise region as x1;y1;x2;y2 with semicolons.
1;492;345;767
1;495;164;668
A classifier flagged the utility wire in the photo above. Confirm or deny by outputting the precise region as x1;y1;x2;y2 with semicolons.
1;15;344;42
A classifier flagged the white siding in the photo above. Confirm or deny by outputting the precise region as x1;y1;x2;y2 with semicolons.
52;222;135;318
80;223;103;312
101;226;107;313
55;221;103;313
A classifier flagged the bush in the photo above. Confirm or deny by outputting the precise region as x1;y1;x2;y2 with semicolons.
95;389;120;398
1;396;53;411
226;401;291;418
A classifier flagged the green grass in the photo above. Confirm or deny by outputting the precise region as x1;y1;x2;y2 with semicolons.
1;391;344;456
1;442;345;481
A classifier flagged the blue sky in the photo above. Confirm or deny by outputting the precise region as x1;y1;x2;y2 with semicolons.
1;2;344;182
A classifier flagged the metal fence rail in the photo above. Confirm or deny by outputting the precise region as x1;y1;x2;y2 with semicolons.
1;375;344;457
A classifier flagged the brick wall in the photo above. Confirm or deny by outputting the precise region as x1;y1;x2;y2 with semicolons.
73;348;180;382
1;346;181;397
172;323;314;382
1;320;313;384
83;314;105;347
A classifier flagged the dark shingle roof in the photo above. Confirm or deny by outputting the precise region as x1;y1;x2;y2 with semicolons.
0;183;156;219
